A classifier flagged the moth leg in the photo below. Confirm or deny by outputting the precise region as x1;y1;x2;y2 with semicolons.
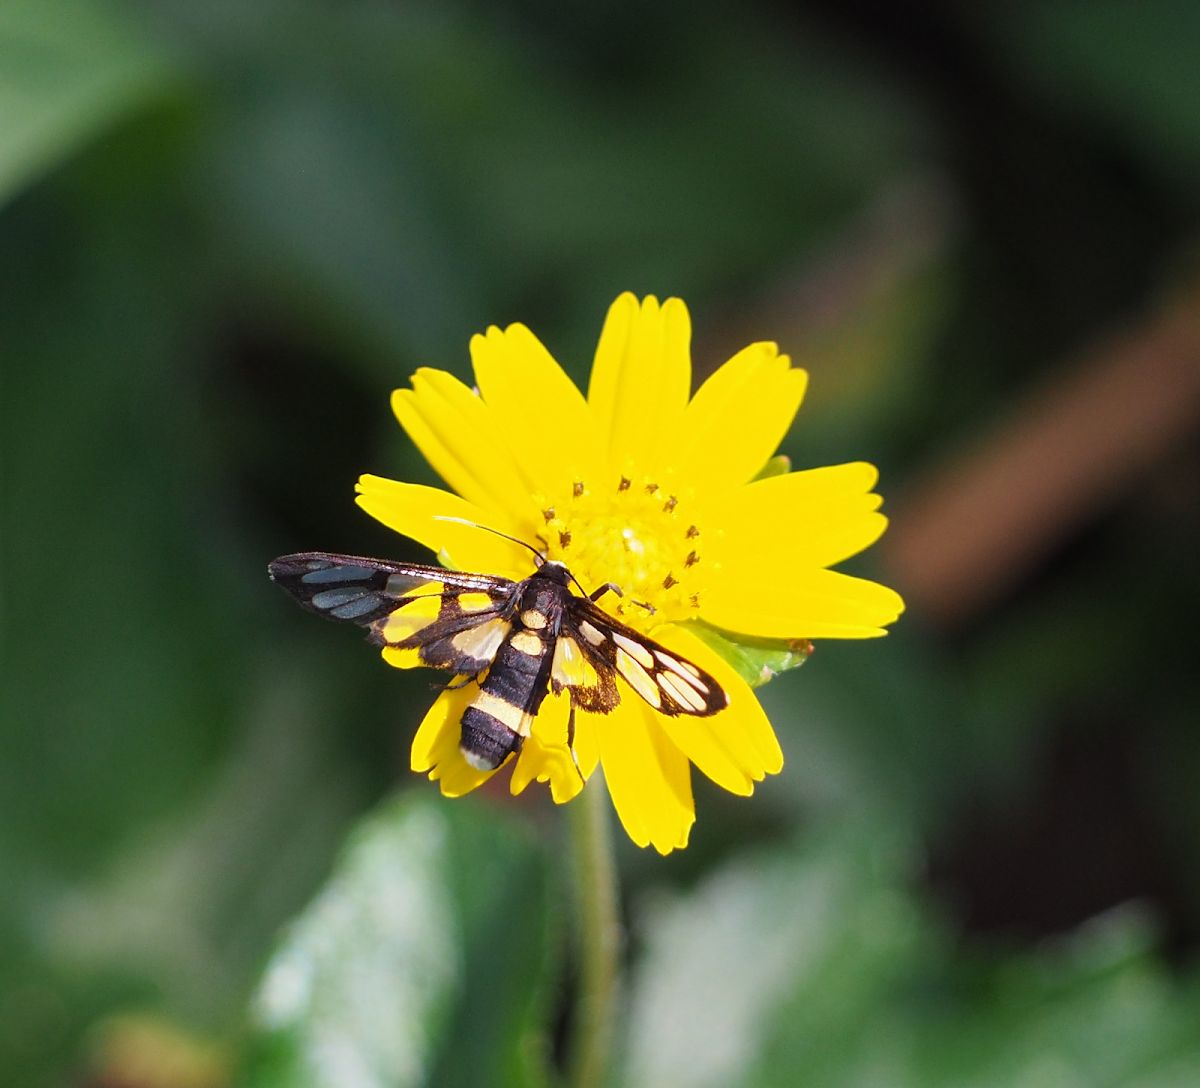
567;703;585;785
589;582;623;603
432;673;478;692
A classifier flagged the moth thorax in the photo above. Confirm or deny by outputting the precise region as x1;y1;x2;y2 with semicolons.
519;579;567;621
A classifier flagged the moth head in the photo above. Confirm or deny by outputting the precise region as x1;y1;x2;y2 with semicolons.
536;560;572;586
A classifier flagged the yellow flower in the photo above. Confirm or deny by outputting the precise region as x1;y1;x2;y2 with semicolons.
356;293;903;853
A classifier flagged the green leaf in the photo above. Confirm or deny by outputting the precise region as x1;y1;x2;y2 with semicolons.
241;796;459;1088
622;822;921;1088
0;0;170;206
686;622;813;689
623;822;1200;1088
428;804;554;1088
751;455;791;482
239;793;552;1088
756;900;1200;1088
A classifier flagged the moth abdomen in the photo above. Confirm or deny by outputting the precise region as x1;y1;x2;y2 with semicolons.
459;703;522;771
457;618;554;770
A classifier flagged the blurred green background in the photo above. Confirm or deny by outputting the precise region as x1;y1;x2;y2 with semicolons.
5;1;1200;1085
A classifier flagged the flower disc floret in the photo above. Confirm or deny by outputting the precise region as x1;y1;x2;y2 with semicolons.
540;473;702;628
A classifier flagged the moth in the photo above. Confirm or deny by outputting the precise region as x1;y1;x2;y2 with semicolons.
268;546;728;773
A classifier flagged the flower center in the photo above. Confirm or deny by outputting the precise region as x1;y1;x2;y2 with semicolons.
542;474;702;629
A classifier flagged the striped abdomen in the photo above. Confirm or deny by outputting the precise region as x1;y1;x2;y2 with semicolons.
458;622;552;771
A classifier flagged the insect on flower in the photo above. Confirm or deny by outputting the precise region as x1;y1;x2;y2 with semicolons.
269;523;727;776
268;292;904;853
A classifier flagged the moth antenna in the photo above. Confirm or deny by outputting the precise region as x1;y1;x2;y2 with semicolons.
433;516;546;565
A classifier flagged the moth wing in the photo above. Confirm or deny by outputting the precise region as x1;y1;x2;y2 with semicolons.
549;615;620;713
558;600;728;717
269;551;517;675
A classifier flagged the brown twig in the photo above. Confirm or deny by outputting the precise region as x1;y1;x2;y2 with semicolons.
880;288;1200;627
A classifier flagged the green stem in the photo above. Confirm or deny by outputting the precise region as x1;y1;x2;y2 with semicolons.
568;771;620;1088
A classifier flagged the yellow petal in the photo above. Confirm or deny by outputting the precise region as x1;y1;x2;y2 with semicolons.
702;566;905;639
510;690;584;804
702;463;888;570
748;511;888;573
587;293;691;475
651;623;783;782
668;343;808;494
380;646;424;669
704;459;879;509
597;696;694;854
471;323;607;498
392;368;539;524
437;751;507;797
355;475;532;578
410;684;496;797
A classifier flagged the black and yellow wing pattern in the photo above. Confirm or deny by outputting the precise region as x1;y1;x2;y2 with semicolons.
552;599;727;718
268;551;518;673
269;551;728;774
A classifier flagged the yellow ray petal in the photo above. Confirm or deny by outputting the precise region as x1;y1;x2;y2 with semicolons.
729;512;888;573
471;323;607;498
701;462;889;570
651;623;784;781
701;460;879;512
392;368;539;523
355;475;532;578
645;712;695;852
668;343;808;494
587;293;691;474
392;389;505;518
510;690;584;804
597;697;694;854
410;684;496;797
436;751;508;797
701;566;905;639
715;498;886;569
